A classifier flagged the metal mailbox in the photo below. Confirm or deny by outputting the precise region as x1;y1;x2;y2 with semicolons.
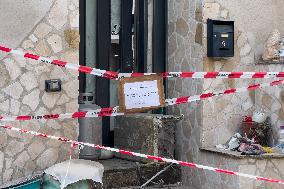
207;19;234;57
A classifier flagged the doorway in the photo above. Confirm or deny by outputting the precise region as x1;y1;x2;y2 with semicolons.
79;0;167;147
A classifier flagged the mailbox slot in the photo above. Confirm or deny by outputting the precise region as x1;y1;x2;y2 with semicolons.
207;19;234;57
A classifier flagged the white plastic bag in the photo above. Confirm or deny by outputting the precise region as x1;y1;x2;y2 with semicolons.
44;159;104;188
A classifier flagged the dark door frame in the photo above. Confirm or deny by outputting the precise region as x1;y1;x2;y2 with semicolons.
153;0;168;114
79;0;86;93
153;0;167;74
120;0;133;73
79;0;168;146
95;0;112;147
134;0;148;73
79;0;112;146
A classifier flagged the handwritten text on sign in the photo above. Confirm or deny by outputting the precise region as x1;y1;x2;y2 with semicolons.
118;75;165;113
124;80;160;109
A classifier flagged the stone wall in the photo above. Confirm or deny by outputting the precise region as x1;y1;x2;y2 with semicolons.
201;0;284;147
194;151;284;189
255;67;284;145
0;0;79;184
201;1;256;147
167;0;205;187
168;0;284;188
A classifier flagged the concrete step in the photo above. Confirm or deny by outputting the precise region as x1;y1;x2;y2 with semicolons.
99;158;181;189
120;184;185;189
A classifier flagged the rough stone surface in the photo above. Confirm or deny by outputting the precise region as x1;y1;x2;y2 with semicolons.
240;43;252;57
0;132;8;149
0;0;79;182
203;2;220;21
19;105;32;115
35;40;52;56
22;40;34;49
3;58;22;80
34;23;52;39
0;93;5;102
0;99;9;112
195;23;203;45
57;94;70;105
6;140;25;156
28;141;45;160
220;10;229;19
0;64;9;88
168;0;284;188
36;148;59;169
65;100;78;112
3;169;13;183
0;0;53;60
5;158;13;169
176;18;189;37
63;79;79;98
42;92;60;109
34;64;51;75
47;34;63;53
237;33;248;48
12;52;27;68
22;121;41;133
24;162;36;175
70;11;79;28
14;151;30;168
10;99;21;115
5;123;22;139
3;82;23;100
50;67;68;81
47;120;61;130
22;89;40;111
0;152;4;173
29;34;38;43
20;72;38;91
12;170;24;181
64;29;80;50
48;0;68;30
115;114;180;162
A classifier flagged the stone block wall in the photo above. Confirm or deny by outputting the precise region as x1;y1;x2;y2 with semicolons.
201;1;256;147
255;65;284;145
188;151;284;189
167;0;204;163
168;0;284;188
200;0;284;147
114;114;182;162
0;0;79;184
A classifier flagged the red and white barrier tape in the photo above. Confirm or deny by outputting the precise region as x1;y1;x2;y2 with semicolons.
0;45;118;79
1;45;284;80
165;80;284;106
0;107;123;121
1;124;283;186
119;72;284;79
0;80;283;121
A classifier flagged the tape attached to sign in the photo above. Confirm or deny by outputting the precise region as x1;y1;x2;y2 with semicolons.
118;75;165;113
0;80;283;121
1;124;284;186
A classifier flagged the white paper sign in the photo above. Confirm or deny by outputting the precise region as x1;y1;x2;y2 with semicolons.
124;80;160;109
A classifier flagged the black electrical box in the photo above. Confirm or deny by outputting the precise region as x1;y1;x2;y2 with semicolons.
45;79;62;92
207;19;234;57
